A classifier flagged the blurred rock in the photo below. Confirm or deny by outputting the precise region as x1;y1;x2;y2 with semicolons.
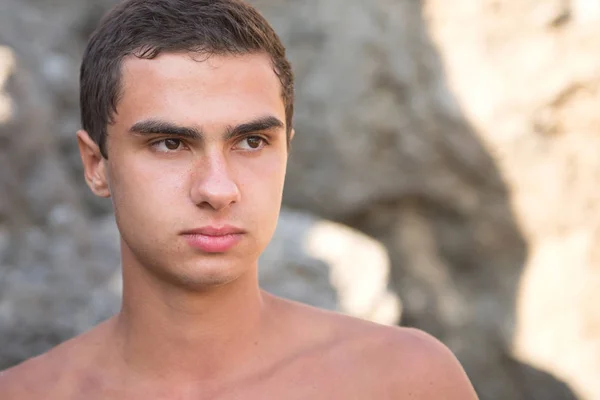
0;214;121;369
425;0;600;398
0;46;14;124
260;209;400;325
254;0;505;220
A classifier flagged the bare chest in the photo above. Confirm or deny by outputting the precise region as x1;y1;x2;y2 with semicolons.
53;361;395;400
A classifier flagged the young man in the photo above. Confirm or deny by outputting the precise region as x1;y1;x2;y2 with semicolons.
0;0;478;398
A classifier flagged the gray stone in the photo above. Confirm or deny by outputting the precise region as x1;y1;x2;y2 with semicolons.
260;209;400;325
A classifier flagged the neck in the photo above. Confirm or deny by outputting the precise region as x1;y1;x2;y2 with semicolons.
109;249;270;385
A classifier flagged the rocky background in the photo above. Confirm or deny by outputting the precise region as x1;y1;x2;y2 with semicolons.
1;0;599;398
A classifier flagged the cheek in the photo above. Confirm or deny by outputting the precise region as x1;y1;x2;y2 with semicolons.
109;157;190;223
236;154;286;233
237;153;286;199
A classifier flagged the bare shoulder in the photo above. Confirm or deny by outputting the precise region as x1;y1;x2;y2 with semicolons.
0;319;113;400
329;315;479;399
270;296;478;399
0;347;63;399
366;326;479;399
0;361;28;399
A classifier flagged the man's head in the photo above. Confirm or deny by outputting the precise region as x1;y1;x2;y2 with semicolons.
77;0;294;289
80;0;294;159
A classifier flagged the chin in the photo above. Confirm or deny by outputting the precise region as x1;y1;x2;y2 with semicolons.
162;256;253;290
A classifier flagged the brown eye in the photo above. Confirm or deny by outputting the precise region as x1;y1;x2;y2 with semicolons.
246;136;262;149
164;139;181;150
234;135;267;151
151;138;186;153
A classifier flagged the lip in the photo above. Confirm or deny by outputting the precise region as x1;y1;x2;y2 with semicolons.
181;225;245;253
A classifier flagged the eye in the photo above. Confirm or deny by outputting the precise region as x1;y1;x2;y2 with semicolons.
236;136;267;151
151;138;185;153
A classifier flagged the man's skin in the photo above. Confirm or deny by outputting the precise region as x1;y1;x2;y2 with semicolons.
0;52;478;399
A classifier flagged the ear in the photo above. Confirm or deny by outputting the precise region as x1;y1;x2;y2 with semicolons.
76;129;111;198
287;128;295;154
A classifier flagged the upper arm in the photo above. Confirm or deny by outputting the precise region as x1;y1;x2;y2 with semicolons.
386;328;479;399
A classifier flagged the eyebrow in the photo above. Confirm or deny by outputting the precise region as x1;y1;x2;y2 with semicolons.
225;116;284;140
128;116;285;141
129;119;202;139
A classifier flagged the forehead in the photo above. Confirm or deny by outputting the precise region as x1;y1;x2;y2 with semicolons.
115;52;285;129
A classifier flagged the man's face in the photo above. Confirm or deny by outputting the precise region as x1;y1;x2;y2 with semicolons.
82;52;290;288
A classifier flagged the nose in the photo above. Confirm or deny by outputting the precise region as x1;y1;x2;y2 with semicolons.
189;151;240;211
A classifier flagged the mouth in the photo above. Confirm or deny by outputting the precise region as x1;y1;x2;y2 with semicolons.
180;225;245;253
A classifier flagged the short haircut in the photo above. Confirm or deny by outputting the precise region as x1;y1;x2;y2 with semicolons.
80;0;294;158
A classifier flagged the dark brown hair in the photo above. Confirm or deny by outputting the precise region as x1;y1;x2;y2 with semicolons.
80;0;294;158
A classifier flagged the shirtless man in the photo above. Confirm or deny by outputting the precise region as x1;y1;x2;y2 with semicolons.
0;0;478;398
